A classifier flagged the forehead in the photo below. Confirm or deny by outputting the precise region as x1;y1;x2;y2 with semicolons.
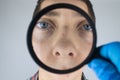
40;0;89;14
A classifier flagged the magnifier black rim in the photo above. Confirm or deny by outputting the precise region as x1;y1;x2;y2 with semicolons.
27;3;97;74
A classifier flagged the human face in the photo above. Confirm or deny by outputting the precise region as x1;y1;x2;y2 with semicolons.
32;0;93;70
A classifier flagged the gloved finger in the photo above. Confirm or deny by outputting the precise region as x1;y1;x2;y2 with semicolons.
88;59;120;80
100;41;120;72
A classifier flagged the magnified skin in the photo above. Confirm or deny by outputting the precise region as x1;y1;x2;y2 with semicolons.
32;8;93;70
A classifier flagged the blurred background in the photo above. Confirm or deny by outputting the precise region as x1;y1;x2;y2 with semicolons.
0;0;120;80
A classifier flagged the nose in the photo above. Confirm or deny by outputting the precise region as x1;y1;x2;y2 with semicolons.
52;40;76;58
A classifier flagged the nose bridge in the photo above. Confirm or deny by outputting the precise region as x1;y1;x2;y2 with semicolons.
53;25;72;49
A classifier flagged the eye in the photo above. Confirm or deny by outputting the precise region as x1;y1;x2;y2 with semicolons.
82;24;92;31
36;22;50;29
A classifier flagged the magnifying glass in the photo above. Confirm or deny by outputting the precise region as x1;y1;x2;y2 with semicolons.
27;3;97;74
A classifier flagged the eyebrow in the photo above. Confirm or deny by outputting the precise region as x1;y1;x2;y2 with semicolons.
44;10;83;17
45;11;60;16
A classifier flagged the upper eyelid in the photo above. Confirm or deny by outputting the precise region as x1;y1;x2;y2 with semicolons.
36;18;56;31
76;20;89;28
37;18;56;29
37;18;56;27
37;18;90;29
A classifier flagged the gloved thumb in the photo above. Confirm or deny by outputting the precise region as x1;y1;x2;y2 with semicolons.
99;41;120;72
88;59;120;80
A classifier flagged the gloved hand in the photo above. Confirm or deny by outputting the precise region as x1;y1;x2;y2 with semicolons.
88;41;120;80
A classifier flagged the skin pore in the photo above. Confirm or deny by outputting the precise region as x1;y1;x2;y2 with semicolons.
32;0;93;80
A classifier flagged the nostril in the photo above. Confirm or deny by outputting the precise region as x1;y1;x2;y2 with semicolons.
55;52;60;56
69;52;74;56
54;51;74;57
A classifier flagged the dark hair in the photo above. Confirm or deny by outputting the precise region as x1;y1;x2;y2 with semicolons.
33;0;95;22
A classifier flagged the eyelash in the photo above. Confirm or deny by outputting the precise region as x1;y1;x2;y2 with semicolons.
36;21;55;31
36;20;92;33
77;22;92;32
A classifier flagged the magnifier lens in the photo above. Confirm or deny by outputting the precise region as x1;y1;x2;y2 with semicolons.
27;3;96;74
32;8;93;70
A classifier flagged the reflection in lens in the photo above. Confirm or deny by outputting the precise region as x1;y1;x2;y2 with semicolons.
32;8;93;70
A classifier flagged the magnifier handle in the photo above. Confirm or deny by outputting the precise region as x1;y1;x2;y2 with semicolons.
93;47;112;64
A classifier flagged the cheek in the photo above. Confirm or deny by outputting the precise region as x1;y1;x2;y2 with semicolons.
32;29;53;63
74;43;92;65
76;39;92;54
78;32;93;51
73;33;93;62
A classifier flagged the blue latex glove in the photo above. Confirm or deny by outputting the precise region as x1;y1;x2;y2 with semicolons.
88;41;120;80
